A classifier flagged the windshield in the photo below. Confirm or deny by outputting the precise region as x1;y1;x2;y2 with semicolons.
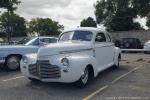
17;37;34;45
24;37;38;46
59;31;93;42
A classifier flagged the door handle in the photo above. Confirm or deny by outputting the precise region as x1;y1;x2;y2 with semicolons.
92;49;96;57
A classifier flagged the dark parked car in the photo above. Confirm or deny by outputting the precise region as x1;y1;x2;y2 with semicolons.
114;38;143;49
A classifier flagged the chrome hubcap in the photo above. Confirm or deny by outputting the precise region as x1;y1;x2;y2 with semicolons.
7;57;20;70
81;68;88;84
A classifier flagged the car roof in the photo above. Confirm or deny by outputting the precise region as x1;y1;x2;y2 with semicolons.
63;27;106;34
32;36;57;39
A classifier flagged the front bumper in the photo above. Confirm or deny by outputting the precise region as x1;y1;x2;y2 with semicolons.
0;57;5;63
0;57;5;67
21;60;82;83
0;60;5;64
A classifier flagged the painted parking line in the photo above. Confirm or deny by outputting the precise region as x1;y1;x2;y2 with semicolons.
2;76;24;82
83;85;108;100
83;66;141;100
111;66;141;84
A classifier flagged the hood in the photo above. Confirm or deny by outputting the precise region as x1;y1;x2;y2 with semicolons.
38;41;92;57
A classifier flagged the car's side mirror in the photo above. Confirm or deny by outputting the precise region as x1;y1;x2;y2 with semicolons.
95;35;104;42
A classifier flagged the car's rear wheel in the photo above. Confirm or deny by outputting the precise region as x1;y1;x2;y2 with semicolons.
76;67;89;87
6;56;21;71
113;56;120;69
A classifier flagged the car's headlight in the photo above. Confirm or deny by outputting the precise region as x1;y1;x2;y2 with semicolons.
61;58;69;66
22;53;37;64
22;56;28;64
28;53;37;59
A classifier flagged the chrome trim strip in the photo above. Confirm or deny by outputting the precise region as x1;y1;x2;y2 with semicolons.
59;48;93;54
0;57;5;60
95;44;114;48
0;60;5;63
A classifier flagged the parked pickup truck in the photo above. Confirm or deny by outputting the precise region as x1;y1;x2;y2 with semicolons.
0;37;57;70
21;27;121;87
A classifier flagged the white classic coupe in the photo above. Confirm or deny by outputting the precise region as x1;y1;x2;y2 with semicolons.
21;27;121;87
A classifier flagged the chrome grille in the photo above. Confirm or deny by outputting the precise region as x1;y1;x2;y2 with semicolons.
28;60;61;79
29;64;38;77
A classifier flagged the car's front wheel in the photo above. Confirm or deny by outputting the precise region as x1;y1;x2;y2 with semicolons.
6;56;21;71
28;77;39;82
76;67;89;87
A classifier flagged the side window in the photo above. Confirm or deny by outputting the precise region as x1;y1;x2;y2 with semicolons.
32;38;39;45
40;38;50;43
50;38;57;43
106;33;112;42
95;32;106;42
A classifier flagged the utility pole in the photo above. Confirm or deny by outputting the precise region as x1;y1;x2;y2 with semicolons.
7;10;11;42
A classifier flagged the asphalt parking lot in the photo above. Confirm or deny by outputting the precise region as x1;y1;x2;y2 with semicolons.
0;53;149;100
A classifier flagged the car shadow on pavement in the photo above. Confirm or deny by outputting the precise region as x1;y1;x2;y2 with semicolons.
24;65;132;98
0;68;20;78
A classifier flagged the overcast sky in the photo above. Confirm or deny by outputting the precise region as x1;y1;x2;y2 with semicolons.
15;0;97;30
1;0;148;30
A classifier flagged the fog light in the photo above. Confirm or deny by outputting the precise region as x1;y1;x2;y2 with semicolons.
61;58;69;66
22;56;28;64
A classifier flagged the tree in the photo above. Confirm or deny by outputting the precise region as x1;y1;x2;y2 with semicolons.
109;10;143;31
147;20;150;29
0;0;21;41
28;18;64;36
0;0;10;8
0;0;21;13
80;17;97;27
94;0;150;31
146;13;150;29
0;12;27;37
0;24;6;37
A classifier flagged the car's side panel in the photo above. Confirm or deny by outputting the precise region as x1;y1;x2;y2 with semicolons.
94;31;115;71
114;47;121;66
94;43;110;71
105;43;116;66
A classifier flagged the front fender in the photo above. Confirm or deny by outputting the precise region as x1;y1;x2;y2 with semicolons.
35;51;98;83
70;55;98;77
